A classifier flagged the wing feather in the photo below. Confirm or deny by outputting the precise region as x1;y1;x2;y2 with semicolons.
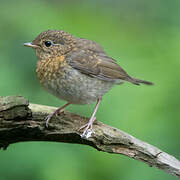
66;48;130;82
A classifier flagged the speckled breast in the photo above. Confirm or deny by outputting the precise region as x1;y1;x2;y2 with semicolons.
36;56;115;104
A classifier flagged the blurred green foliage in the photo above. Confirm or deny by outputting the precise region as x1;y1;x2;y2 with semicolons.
0;0;180;180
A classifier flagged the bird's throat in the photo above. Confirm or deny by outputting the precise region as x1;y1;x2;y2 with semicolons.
36;55;67;84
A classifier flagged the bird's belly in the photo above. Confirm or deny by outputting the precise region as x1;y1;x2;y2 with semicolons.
41;68;115;104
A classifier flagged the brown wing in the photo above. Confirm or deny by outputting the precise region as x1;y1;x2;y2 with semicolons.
66;49;132;82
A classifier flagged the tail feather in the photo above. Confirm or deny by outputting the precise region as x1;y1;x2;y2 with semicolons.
127;77;153;86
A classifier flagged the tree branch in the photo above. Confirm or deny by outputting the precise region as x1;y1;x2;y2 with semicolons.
0;96;179;177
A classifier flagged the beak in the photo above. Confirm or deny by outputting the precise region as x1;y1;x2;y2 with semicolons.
24;42;39;48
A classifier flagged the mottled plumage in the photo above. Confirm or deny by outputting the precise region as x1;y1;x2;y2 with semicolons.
24;30;153;137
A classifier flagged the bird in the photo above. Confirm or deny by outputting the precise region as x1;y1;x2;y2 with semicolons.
24;30;153;137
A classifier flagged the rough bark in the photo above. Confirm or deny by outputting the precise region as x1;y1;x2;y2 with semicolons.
0;96;179;177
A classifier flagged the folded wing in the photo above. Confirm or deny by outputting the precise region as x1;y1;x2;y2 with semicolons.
66;43;153;85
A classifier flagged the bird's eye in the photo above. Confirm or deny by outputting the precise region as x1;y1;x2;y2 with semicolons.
44;41;52;47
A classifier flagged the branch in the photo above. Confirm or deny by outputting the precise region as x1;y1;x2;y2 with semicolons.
0;96;179;177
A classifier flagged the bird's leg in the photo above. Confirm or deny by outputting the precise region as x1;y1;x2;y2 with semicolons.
45;102;71;127
80;98;102;137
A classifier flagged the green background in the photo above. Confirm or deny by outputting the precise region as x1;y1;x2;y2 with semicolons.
0;0;180;179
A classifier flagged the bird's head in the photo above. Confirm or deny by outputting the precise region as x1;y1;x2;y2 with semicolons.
24;30;76;60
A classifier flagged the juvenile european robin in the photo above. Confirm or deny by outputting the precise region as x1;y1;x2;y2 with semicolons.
24;30;153;137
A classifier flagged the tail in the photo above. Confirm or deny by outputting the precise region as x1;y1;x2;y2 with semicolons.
126;77;153;86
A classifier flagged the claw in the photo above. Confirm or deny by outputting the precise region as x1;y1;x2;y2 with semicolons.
80;117;96;138
45;113;55;127
45;102;71;127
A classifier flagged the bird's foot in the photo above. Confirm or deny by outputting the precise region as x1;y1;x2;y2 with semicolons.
45;102;71;127
45;111;57;128
45;109;65;127
79;117;96;138
79;98;101;138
